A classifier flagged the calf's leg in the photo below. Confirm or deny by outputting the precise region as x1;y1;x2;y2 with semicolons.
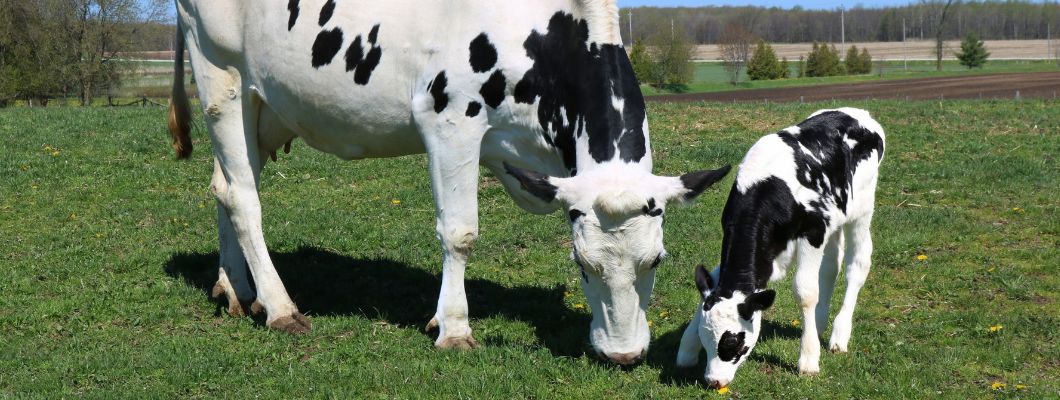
830;217;873;353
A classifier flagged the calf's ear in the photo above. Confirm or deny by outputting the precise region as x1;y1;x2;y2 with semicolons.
737;290;776;320
694;264;714;299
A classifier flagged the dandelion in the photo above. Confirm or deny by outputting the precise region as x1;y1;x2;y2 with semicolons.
717;386;730;394
563;290;572;298
51;151;60;157
1015;384;1027;390
990;381;1006;390
989;324;1003;332
987;267;996;273
648;320;653;327
573;303;585;310
917;254;928;261
791;319;800;327
95;233;103;239
659;310;670;319
391;199;401;205
1012;207;1023;212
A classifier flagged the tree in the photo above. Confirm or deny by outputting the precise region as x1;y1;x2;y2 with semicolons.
956;33;990;69
628;39;657;84
718;24;754;85
779;57;790;79
845;45;861;75
924;0;957;71
796;55;805;78
858;48;873;74
641;22;695;88
748;40;784;80
806;42;843;77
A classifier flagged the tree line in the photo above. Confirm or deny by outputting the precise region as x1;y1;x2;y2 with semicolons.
622;0;1060;45
0;0;169;106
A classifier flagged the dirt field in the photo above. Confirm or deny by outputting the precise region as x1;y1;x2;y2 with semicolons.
694;39;1060;61
649;71;1060;103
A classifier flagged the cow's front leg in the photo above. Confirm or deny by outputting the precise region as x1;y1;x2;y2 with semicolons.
415;82;488;349
793;240;825;375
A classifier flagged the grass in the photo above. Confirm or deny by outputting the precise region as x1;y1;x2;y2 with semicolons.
1;100;1057;398
642;59;1060;95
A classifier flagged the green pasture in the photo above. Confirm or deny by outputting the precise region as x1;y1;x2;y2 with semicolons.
1;100;1056;398
642;59;1060;95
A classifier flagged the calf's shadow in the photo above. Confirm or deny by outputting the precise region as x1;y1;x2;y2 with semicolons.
164;246;590;358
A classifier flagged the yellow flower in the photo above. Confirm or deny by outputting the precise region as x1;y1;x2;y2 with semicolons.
990;381;1006;390
659;310;670;319
95;233;103;238
1012;207;1023;212
51;151;60;157
791;319;800;327
648;320;653;327
391;199;401;205
917;254;928;261
563;291;572;298
1015;384;1027;390
573;303;585;310
717;386;730;394
989;324;1003;332
69;213;77;220
987;267;996;273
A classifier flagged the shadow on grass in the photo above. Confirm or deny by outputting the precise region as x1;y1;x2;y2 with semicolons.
163;246;590;358
647;318;801;386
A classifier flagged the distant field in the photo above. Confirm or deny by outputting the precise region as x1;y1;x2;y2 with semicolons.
642;59;1060;96
693;39;1060;61
1;100;1056;398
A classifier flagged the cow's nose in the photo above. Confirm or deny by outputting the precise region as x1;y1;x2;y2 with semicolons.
605;350;645;365
707;378;731;389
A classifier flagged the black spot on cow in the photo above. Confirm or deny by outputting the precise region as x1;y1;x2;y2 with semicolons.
642;198;663;217
429;71;449;113
287;0;300;31
469;33;498;73
311;28;343;68
465;101;482;117
513;12;647;173
717;331;748;363
318;0;335;26
779;111;885;214
568;209;585;222
480;70;506;108
343;25;383;85
367;24;380;44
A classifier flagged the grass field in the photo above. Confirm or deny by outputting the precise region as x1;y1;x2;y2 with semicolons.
1;100;1057;398
642;59;1060;95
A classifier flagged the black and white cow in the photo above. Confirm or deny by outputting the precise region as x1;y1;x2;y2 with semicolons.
675;108;885;386
167;0;730;364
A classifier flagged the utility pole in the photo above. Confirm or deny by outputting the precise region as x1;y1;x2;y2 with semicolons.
841;6;846;46
903;18;907;70
628;9;633;45
671;18;674;40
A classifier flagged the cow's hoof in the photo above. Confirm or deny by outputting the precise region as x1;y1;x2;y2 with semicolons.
268;313;312;334
210;282;226;299
436;335;478;350
829;343;848;354
250;300;265;316
424;317;439;332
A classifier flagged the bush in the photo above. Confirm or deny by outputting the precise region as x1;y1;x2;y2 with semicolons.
844;45;873;75
956;33;990;69
806;42;843;77
747;40;786;80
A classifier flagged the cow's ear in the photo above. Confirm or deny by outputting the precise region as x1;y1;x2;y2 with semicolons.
737;290;776;320
663;165;732;203
504;162;560;203
695;264;714;299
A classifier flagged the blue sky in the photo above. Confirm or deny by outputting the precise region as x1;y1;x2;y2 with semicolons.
619;0;942;10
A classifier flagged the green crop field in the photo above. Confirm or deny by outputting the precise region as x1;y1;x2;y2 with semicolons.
1;100;1057;398
642;59;1060;95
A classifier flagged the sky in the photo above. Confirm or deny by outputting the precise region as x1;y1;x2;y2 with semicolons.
618;0;1045;10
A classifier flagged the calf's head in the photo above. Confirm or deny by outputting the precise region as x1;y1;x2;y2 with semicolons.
694;265;776;388
505;163;730;364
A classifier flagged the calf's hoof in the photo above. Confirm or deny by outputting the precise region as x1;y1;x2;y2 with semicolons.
829;343;848;354
268;313;312;334
211;282;250;317
436;335;478;350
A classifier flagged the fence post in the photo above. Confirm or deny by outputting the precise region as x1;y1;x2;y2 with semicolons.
1015;90;1020;100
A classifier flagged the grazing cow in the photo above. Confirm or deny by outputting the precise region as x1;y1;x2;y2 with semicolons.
167;0;730;364
675;108;885;386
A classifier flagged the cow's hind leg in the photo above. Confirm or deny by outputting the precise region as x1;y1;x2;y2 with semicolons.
814;231;843;340
829;216;873;353
194;61;307;333
415;86;488;349
211;157;256;317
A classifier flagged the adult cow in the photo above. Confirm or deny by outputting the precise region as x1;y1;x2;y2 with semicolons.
168;0;730;364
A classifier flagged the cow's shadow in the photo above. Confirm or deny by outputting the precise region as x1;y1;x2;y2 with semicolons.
646;317;801;386
164;246;591;358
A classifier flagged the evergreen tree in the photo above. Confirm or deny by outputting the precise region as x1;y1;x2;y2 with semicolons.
845;45;861;75
779;57;790;79
805;42;821;77
796;55;805;78
628;40;656;84
747;40;783;80
956;33;990;69
858;48;873;74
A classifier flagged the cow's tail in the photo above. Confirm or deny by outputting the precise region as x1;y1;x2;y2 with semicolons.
168;19;193;160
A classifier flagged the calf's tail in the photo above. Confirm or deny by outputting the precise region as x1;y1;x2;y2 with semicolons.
168;20;193;160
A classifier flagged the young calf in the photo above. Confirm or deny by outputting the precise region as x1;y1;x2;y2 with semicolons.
675;108;885;388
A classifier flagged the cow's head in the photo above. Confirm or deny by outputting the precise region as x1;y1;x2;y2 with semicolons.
693;265;776;388
505;162;730;364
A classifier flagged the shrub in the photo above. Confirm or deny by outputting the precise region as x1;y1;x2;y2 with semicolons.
956;33;990;69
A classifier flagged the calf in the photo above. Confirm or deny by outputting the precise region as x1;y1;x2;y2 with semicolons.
675;108;885;387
